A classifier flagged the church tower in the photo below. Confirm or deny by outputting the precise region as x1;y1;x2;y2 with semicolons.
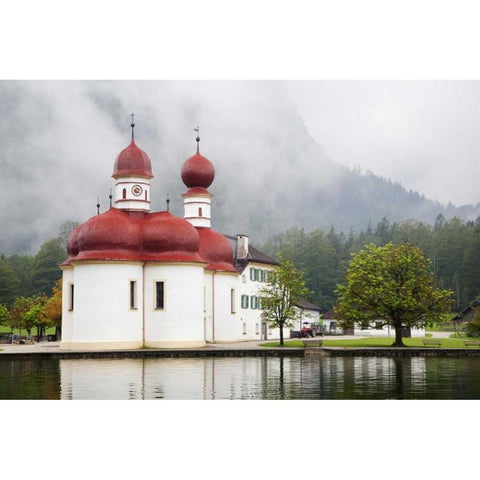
112;115;153;212
181;128;215;227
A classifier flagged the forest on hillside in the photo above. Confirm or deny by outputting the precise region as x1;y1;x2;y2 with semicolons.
259;214;480;314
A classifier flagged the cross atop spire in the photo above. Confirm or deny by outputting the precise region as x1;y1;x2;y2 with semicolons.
131;113;135;141
194;126;200;153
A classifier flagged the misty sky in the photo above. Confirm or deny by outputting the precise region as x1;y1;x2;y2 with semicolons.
2;80;480;254
287;80;480;207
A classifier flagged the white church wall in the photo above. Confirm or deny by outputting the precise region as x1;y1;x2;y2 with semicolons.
204;271;213;342
183;194;212;228
210;272;240;342
114;176;151;211
63;262;144;349
60;267;74;345
144;263;205;348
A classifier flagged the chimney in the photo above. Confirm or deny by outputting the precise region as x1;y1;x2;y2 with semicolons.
235;234;249;260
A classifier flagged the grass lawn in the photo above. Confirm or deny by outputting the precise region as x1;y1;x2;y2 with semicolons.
0;325;56;336
261;336;480;349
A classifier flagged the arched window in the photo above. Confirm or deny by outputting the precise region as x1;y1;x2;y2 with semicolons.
122;188;126;199
199;207;203;217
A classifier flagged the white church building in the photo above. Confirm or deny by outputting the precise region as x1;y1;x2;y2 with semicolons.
60;121;314;350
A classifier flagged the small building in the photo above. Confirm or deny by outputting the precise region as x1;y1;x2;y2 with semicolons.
322;309;348;335
451;300;480;332
322;310;425;337
292;299;322;332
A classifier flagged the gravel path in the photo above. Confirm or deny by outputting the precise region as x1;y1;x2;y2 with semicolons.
0;332;455;354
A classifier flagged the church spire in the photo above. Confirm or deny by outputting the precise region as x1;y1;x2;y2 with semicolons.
131;113;135;141
194;126;200;153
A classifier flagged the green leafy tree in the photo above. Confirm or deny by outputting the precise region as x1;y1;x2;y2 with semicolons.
8;295;46;337
335;243;453;346
41;279;62;338
259;254;311;346
0;303;11;328
24;303;46;339
466;310;480;338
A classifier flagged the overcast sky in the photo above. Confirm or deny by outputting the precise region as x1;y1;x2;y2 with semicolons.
287;80;480;206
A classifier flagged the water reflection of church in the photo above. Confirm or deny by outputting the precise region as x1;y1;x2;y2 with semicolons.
59;356;428;400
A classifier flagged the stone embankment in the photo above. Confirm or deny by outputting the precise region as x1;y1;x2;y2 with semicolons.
1;332;480;359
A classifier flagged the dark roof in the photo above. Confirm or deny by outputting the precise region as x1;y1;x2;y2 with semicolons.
248;244;279;265
223;234;278;273
295;299;321;311
323;309;339;319
452;300;480;322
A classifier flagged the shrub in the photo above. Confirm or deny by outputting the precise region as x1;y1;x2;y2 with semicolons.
466;311;480;338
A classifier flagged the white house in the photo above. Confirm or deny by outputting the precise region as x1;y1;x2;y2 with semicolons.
60;121;312;350
321;310;425;337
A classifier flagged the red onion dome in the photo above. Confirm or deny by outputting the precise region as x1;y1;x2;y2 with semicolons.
142;211;204;263
181;151;215;189
112;140;153;179
75;208;143;261
196;227;236;272
66;224;81;257
61;224;82;265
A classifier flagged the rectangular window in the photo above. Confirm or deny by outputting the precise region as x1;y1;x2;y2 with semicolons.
242;274;246;283
241;294;249;309
243;322;247;335
231;288;236;314
69;284;74;311
250;267;257;281
255;323;260;335
155;281;165;309
258;297;263;310
258;270;264;282
250;295;258;309
130;280;137;309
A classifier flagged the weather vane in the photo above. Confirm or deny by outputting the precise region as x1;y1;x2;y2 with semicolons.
194;126;200;152
131;113;135;140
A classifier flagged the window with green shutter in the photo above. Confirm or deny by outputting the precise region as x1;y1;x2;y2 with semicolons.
250;268;256;281
241;295;249;309
250;296;258;309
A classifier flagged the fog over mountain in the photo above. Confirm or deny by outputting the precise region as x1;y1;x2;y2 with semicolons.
1;80;480;255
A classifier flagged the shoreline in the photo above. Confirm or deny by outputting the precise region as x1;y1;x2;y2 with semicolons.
2;336;480;359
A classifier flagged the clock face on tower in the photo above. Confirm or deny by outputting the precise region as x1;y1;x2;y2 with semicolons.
131;185;143;197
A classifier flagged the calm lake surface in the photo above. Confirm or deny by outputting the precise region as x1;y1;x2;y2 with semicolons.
2;355;480;399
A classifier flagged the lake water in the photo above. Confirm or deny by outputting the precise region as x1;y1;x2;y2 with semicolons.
2;355;480;399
